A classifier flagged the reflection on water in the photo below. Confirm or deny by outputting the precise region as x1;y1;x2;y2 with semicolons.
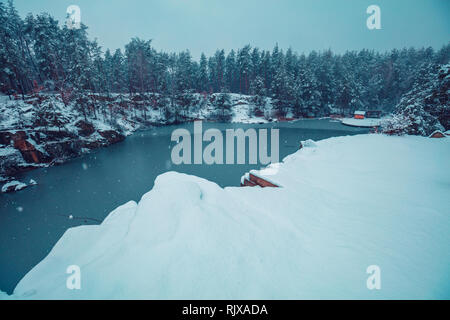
0;119;367;293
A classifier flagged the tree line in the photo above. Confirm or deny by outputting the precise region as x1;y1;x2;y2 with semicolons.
1;0;449;118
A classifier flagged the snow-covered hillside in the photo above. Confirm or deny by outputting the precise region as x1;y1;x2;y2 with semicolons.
4;134;449;299
0;93;273;132
0;93;276;184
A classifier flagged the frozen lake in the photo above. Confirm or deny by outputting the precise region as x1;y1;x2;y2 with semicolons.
0;119;367;294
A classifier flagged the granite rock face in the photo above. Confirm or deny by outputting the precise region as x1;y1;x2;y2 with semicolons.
0;127;125;184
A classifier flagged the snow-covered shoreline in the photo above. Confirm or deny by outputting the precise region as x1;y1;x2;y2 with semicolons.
340;117;384;128
4;133;449;299
0;93;278;185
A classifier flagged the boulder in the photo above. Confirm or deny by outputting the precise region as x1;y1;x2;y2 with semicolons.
44;140;83;160
1;180;27;193
0;147;24;176
82;140;103;149
75;120;95;137
98;130;125;144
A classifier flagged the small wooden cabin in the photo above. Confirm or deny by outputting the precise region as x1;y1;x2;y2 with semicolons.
429;130;446;138
354;111;366;119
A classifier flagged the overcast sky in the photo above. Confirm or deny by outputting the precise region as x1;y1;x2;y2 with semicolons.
13;0;450;59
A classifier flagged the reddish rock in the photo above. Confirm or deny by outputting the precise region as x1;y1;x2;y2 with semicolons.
249;173;279;188
11;131;27;141
11;132;51;164
13;139;43;163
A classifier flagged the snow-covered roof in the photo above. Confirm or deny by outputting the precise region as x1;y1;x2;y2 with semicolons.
354;111;366;115
428;130;446;138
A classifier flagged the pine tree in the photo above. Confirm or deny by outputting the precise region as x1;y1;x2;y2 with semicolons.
111;49;126;93
214;90;232;121
125;38;153;94
237;45;252;94
198;53;209;92
214;49;225;92
224;50;237;92
0;2;449;129
382;63;448;135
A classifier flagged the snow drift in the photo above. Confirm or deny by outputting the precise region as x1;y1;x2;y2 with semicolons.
5;134;450;299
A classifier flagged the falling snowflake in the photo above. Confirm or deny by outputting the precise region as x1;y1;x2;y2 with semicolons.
16;206;24;212
82;163;88;170
165;160;172;170
69;215;73;219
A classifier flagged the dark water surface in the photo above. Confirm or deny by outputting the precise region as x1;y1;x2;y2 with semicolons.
0;119;367;293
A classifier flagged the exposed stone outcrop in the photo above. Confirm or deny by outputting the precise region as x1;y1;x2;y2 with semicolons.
44;140;83;160
13;135;51;164
98;130;125;144
75;120;95;137
0;147;25;176
1;180;27;193
0;127;125;179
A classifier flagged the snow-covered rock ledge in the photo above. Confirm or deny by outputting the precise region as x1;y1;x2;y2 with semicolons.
341;117;384;128
4;134;450;299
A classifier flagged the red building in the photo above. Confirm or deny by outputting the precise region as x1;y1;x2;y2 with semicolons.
354;111;366;119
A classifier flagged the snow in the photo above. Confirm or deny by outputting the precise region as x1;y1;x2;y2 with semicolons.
0;146;18;157
0;291;10;300
0;93;278;138
341;117;383;128
0;93;142;133
300;139;317;148
1;180;27;193
14;182;27;192
231;103;266;124
240;172;250;185
428;130;446;138
4;134;450;299
232;105;266;124
228;94;271;123
29;179;37;185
